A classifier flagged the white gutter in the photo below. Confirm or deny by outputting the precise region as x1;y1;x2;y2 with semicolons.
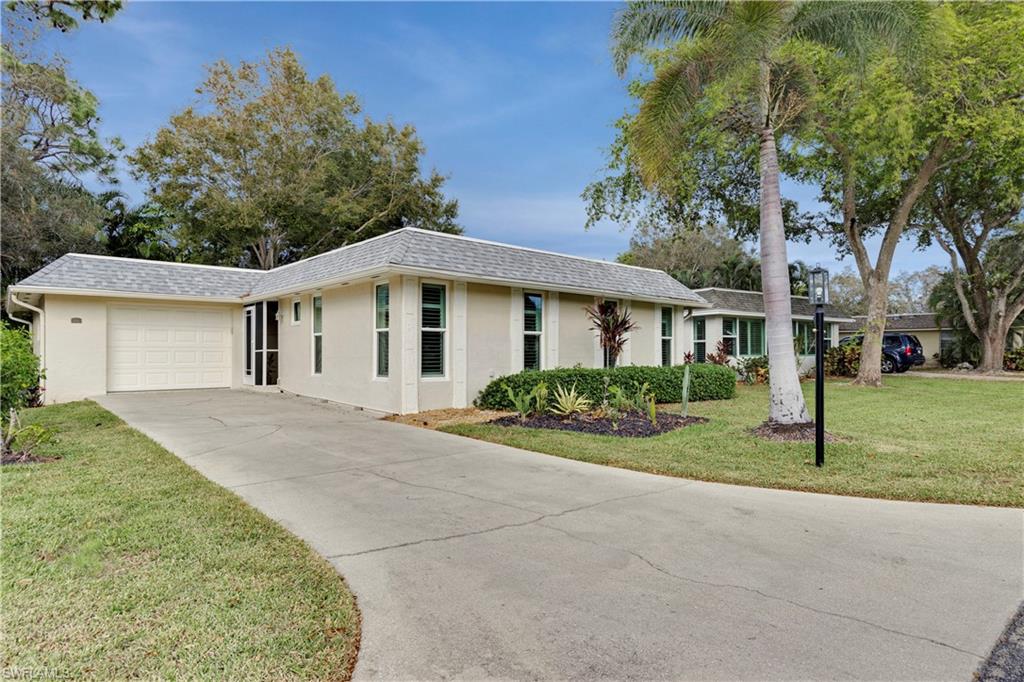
8;285;242;304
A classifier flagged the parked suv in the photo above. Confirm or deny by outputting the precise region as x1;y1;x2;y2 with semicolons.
838;333;926;373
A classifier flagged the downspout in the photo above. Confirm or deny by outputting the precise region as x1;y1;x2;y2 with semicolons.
7;291;46;386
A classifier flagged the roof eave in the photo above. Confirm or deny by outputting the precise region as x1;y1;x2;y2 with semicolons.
7;285;244;304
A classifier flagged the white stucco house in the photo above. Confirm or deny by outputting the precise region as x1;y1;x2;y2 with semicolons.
7;228;711;414
681;288;854;372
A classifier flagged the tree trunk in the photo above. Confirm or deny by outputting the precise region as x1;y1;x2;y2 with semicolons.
853;274;887;387
759;126;810;425
978;329;1005;372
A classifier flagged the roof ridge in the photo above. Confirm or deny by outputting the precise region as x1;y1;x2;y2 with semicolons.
264;228;411;276
402;227;680;277
65;252;260;273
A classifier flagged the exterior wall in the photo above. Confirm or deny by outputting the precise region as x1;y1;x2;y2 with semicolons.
626;301;657;366
558;293;598;368
911;330;942;366
39;295;243;404
42;295;108;403
276;277;402;414
466;283;513;402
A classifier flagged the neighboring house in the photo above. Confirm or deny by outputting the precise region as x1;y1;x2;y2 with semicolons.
6;228;708;414
838;313;1024;367
683;288;854;372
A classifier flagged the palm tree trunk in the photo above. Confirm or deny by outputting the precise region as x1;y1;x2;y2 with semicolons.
759;125;811;424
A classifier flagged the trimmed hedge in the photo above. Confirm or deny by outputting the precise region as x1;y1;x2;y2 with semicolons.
476;364;737;410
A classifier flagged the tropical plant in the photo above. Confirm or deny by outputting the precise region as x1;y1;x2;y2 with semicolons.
532;381;549;415
737;355;770;385
609;0;923;423
1003;347;1024;372
584;300;638;368
550;383;593;418
705;339;730;366
824;343;861;378
504;385;535;422
1;409;52;464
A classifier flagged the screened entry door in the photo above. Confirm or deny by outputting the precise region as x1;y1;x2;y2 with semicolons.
243;302;278;386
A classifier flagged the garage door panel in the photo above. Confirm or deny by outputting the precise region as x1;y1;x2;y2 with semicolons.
108;304;233;392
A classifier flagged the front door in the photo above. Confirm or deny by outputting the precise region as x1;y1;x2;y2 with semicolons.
242;302;278;387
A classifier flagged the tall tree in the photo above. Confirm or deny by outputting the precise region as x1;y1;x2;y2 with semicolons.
130;48;459;270
609;0;922;426
922;146;1024;370
1;6;123;294
790;2;1022;385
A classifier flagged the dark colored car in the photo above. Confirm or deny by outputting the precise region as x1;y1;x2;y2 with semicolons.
838;333;926;373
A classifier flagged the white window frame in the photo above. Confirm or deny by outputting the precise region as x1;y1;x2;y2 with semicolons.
374;283;390;380
420;281;448;380
523;291;544;371
291;297;301;326
693;317;707;363
721;317;737;357
660;306;673;367
311;293;323;375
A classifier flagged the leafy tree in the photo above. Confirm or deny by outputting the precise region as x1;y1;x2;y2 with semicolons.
99;193;179;262
1;10;122;295
4;0;121;32
927;272;980;366
789;2;1022;385
130;48;459;270
923;156;1024;370
606;0;921;425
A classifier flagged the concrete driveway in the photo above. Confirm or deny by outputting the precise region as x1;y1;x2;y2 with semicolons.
97;389;1022;681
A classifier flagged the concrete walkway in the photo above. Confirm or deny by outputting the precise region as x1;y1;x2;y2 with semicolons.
97;389;1022;681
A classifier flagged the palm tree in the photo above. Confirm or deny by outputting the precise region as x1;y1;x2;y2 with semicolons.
612;0;923;425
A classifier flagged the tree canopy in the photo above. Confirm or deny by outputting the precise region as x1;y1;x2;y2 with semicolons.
130;48;459;270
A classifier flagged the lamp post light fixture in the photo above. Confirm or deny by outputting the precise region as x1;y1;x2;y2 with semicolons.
808;265;829;467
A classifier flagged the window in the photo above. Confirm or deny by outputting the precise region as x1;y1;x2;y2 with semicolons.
524;293;543;371
793;320;814;355
375;284;390;378
738;318;765;356
312;294;323;374
291;298;301;325
940;329;955;355
694;318;706;363
660;306;673;366
421;283;446;377
721;318;736;356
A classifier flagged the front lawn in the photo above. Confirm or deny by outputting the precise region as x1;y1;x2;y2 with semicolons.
2;401;360;679
445;376;1023;507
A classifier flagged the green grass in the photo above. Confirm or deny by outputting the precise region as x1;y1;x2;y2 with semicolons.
445;376;1024;507
2;401;360;679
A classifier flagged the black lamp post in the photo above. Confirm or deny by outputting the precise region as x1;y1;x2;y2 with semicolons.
808;265;829;467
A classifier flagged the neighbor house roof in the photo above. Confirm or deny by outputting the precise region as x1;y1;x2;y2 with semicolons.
11;228;707;306
692;287;854;321
838;313;945;333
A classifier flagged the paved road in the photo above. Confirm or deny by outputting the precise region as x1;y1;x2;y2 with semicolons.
97;389;1022;681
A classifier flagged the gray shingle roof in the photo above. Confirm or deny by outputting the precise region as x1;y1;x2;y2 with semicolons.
16;254;263;299
14;228;706;305
694;287;853;320
839;314;944;333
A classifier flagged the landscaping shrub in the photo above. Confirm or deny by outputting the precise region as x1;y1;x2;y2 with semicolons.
736;355;769;384
1004;347;1024;371
476;364;737;410
1;322;42;422
824;343;861;377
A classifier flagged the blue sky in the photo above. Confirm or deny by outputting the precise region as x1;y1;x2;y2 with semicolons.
42;1;944;275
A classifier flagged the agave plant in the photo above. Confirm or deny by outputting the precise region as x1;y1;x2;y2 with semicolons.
584;300;639;368
550;383;593;418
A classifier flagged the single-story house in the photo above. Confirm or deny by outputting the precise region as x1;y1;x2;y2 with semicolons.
6;228;710;414
838;313;1024;366
683;288;855;371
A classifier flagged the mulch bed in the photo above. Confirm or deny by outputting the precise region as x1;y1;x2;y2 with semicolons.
1;451;59;465
750;421;840;442
490;412;708;438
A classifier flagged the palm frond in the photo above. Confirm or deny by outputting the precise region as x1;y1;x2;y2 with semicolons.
611;0;727;76
630;38;727;187
789;0;932;67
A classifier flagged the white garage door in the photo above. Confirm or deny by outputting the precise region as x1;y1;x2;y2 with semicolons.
108;305;233;392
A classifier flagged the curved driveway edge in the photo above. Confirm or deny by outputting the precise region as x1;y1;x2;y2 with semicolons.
97;389;1023;681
